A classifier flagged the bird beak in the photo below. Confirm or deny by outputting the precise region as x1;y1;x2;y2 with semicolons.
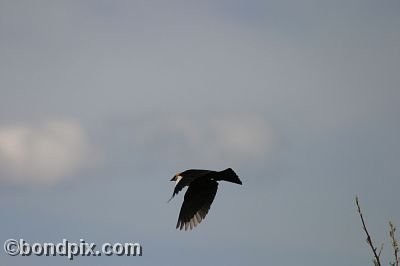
170;175;176;181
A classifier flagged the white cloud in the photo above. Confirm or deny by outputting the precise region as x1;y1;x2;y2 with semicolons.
0;119;95;185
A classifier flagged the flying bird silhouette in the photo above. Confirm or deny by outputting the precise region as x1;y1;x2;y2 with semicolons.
169;168;242;231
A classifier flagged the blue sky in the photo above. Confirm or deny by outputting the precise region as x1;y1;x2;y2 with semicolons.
1;1;399;265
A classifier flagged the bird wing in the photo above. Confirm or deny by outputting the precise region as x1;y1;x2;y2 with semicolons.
167;181;186;202
176;180;218;230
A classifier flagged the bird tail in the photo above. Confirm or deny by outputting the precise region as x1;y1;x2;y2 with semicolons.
217;168;242;185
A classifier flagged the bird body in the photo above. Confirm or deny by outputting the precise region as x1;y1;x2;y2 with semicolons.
169;168;242;231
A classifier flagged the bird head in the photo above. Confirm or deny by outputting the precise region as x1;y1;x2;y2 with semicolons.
170;173;183;184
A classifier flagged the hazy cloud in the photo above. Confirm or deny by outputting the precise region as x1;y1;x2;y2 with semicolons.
105;113;278;172
0;119;96;184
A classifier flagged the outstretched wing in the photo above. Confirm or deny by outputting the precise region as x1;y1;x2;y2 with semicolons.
176;180;218;230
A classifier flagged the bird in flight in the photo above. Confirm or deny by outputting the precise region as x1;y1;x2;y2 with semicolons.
168;168;242;231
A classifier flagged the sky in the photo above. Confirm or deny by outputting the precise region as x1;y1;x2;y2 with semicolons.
0;0;399;265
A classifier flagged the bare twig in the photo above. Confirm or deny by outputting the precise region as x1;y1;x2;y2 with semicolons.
378;243;384;258
389;221;399;266
355;196;382;266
